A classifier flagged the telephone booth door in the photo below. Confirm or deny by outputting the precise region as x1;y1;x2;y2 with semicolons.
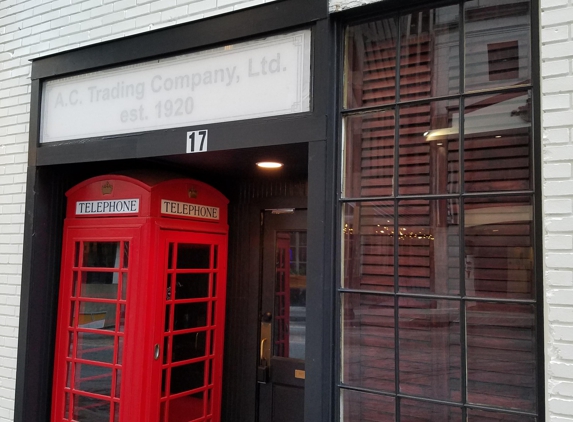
155;230;227;422
51;175;228;422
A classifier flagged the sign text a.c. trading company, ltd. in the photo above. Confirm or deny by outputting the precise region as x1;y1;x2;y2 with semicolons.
40;30;311;143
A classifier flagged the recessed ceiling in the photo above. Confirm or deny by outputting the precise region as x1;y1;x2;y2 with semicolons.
150;142;309;180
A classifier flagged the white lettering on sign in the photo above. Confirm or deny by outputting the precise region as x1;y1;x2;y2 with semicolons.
40;30;311;143
76;199;140;215
161;199;219;220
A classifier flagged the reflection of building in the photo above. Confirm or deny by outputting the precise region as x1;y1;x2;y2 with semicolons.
0;0;570;421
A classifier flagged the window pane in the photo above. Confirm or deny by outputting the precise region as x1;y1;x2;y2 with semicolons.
83;242;121;268
400;398;462;422
340;389;395;422
177;244;211;269
80;272;119;299
399;298;461;401
343;111;395;198
175;273;210;299
170;361;205;394
74;362;112;396
78;301;117;330
465;0;531;92
467;409;536;422
73;395;110;422
345;18;398;108
172;331;207;362
341;293;395;393
77;332;114;364
399;99;459;195
173;302;208;330
464;196;534;299
463;91;532;193
400;5;460;101
398;199;460;295
466;302;536;411
343;202;394;293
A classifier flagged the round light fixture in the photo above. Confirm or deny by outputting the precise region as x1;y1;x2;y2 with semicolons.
256;161;283;169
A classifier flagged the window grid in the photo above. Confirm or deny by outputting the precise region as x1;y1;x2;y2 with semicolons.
338;1;538;420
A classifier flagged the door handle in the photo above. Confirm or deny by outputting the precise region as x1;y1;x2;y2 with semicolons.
260;338;267;362
154;344;160;360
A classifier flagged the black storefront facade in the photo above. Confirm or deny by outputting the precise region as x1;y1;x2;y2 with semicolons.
16;0;544;421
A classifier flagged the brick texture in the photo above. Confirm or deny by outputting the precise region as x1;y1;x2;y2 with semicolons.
0;1;275;420
542;0;573;419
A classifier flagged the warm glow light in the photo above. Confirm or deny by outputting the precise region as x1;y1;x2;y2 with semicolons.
256;161;283;169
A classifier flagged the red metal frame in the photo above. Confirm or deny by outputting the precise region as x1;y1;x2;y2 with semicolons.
52;175;228;422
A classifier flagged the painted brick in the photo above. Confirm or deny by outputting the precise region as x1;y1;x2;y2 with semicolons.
547;270;573;286
546;145;573;161
543;25;569;43
544;93;572;110
545;163;573;179
545;181;573;196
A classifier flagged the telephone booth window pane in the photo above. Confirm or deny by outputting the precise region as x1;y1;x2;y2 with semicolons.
118;305;126;332
114;403;120;422
77;332;114;364
121;273;128;301
74;363;112;396
74;242;80;267
114;369;122;398
173;303;208;330
212;274;217;298
175;273;210;299
64;393;70;418
172;331;207;362
78;302;115;330
83;242;121;268
66;362;72;388
165;305;171;332
170;361;205;394
169;392;204;421
72;272;78;297
123;242;129;268
213;245;218;269
116;336;124;365
168;243;174;269
73;395;111;422
80;272;119;299
176;244;211;269
69;302;76;327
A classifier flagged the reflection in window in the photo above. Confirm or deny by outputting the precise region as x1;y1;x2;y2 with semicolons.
341;1;537;420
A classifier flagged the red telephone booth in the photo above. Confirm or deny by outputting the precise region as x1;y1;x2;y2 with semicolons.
51;174;228;422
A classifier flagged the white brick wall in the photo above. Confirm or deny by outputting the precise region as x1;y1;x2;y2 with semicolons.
542;0;573;418
0;1;273;420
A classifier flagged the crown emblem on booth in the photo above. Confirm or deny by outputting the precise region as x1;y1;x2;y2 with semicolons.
101;181;113;195
188;187;198;198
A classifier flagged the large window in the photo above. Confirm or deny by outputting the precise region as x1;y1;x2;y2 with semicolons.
339;1;539;420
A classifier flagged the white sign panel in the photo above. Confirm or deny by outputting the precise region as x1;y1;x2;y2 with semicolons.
161;199;219;220
76;199;140;215
40;30;311;143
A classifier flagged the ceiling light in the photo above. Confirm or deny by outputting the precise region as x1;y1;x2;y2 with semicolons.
256;161;283;169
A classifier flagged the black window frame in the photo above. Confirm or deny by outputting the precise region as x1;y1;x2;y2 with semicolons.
334;0;544;420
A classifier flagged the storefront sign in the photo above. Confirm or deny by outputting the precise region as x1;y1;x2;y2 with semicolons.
76;199;140;215
40;30;311;143
161;199;219;220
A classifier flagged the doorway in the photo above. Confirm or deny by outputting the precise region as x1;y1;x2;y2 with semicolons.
258;209;307;422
